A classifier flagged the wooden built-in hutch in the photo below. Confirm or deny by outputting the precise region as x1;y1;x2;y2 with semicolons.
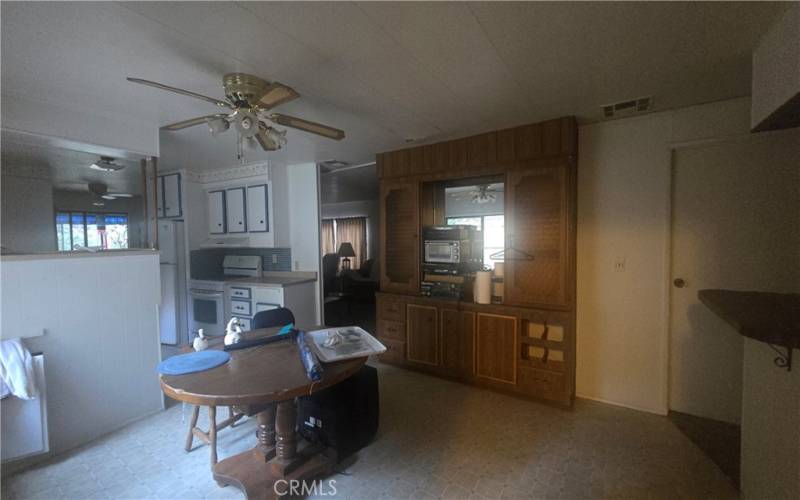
376;116;578;407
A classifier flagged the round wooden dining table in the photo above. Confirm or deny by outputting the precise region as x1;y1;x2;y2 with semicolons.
161;326;367;499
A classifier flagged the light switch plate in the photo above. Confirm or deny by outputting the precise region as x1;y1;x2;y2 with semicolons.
614;256;626;272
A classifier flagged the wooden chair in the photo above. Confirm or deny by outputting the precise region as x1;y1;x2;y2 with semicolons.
185;405;244;466
183;310;294;466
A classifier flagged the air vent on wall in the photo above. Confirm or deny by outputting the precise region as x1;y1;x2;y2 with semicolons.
601;96;652;119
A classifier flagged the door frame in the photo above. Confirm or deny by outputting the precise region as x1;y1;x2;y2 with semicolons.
664;127;799;414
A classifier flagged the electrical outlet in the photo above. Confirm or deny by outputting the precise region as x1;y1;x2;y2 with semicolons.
271;254;278;264
614;256;626;272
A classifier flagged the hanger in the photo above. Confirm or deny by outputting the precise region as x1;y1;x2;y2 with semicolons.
489;247;535;261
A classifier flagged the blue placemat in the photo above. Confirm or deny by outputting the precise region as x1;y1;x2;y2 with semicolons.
158;350;231;376
278;323;294;335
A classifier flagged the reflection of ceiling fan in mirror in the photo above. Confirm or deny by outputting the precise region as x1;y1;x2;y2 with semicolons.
450;184;500;204
88;182;133;201
127;73;345;155
90;156;125;172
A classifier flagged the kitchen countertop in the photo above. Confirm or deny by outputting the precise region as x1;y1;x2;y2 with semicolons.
698;289;800;349
226;276;317;288
190;271;317;288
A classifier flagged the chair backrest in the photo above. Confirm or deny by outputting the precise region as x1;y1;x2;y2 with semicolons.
359;259;374;278
252;307;295;330
322;253;340;295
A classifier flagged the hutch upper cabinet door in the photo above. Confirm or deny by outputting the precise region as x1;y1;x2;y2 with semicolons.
505;160;572;309
225;187;247;233
380;179;419;294
208;190;226;234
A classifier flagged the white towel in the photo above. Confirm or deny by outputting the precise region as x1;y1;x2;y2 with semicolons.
0;338;38;400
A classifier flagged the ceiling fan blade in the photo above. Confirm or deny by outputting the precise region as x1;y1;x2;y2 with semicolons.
127;77;232;109
269;113;345;140
107;193;134;198
101;195;116;200
258;82;300;109
161;114;223;131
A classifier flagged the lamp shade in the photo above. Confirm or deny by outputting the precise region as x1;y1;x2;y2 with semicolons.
337;242;356;257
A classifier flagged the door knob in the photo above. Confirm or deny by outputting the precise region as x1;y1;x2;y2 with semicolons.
673;278;686;288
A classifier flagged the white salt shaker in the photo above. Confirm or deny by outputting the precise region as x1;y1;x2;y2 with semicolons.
193;329;209;351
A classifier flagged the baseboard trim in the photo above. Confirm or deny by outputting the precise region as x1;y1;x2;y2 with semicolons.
576;393;668;416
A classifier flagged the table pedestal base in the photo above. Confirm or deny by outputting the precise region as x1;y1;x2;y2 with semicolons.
213;443;337;500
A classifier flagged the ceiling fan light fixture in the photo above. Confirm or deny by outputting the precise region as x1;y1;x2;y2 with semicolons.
472;193;496;204
206;116;229;136
234;109;259;138
89;156;124;172
254;125;286;151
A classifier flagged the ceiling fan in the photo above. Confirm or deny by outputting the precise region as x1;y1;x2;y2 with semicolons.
127;73;345;153
450;184;501;204
90;156;125;172
88;182;133;201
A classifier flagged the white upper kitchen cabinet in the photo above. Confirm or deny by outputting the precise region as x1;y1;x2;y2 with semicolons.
161;173;182;218
207;190;226;234
226;187;247;233
246;184;270;232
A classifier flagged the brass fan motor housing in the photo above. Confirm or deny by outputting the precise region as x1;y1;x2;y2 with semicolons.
223;73;270;107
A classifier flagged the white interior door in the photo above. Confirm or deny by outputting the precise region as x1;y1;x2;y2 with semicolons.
669;130;800;424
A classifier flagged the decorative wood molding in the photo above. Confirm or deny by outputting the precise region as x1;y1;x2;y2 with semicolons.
194;162;271;184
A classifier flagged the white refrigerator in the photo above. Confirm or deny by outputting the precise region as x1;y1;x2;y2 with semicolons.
158;220;188;345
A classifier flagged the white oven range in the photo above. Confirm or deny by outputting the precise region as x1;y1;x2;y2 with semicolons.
188;280;225;337
189;255;262;337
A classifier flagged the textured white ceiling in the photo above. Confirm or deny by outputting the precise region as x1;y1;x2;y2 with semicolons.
320;164;379;204
1;1;789;171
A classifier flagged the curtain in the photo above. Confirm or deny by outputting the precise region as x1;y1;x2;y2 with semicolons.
321;219;336;256
335;217;367;269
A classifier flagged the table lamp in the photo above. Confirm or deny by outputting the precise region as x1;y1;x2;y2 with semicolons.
338;242;356;270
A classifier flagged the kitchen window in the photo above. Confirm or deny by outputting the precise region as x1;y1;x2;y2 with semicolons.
56;211;129;251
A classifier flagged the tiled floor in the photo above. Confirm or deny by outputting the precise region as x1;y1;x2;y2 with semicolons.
3;361;737;499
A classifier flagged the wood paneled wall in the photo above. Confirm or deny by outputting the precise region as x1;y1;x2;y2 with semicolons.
376;116;578;406
377;117;576;180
